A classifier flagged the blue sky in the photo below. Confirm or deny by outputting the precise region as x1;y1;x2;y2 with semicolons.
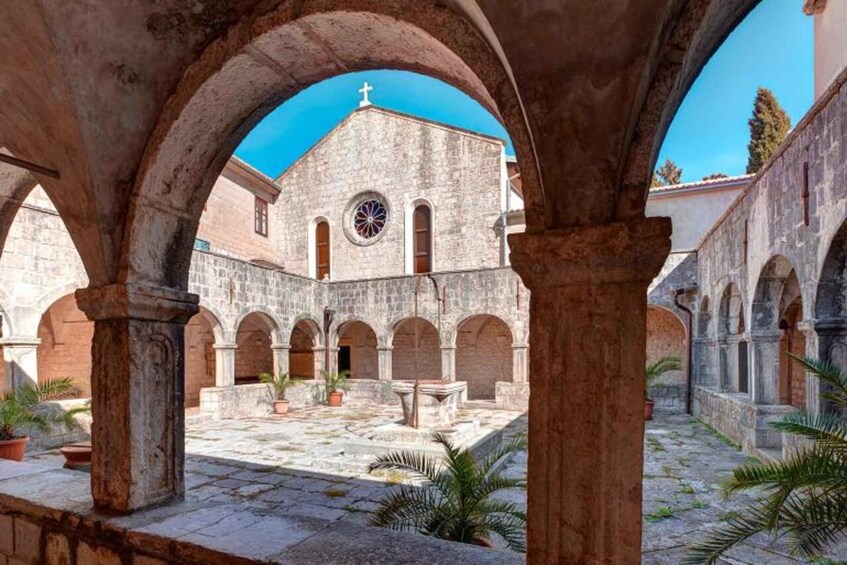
235;0;812;182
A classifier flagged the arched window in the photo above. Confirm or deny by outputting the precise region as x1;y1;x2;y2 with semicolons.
316;220;330;280
413;205;432;274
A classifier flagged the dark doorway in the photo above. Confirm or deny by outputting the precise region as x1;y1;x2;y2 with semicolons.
338;345;351;373
738;340;749;394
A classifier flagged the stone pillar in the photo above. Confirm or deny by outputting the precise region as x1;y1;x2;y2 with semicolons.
213;343;236;387
440;345;456;381
377;346;393;381
271;343;290;376
313;346;326;377
751;329;783;404
724;335;742;392
76;283;198;513
0;337;40;391
509;218;671;564
797;321;818;414
512;343;529;383
717;336;729;391
813;318;847;414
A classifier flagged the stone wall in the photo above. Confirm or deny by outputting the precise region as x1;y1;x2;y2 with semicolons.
274;107;507;280
688;69;847;455
646;306;688;414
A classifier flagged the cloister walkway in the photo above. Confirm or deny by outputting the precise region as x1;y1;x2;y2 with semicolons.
19;407;841;563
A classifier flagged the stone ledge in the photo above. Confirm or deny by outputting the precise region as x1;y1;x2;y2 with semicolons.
0;460;520;564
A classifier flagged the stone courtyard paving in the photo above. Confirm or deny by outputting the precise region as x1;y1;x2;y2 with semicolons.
26;406;847;563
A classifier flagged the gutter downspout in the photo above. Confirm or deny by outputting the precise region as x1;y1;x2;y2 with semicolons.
674;287;697;415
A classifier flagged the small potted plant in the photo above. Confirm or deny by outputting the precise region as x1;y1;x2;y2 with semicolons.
258;371;299;414
324;370;351;407
644;356;682;421
0;377;84;461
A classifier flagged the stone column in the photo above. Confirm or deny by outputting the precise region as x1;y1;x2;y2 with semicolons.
377;346;393;381
750;329;783;404
512;343;529;384
271;343;290;376
76;283;198;513
813;318;847;414
0;337;40;391
797;321;818;414
724;335;742;392
509;218;671;564
440;345;456;381
313;346;326;378
213;343;236;387
717;336;729;391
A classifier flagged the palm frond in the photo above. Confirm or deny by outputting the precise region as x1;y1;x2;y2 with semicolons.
479;435;527;476
787;354;847;408
481;512;527;552
770;412;847;452
684;506;772;564
368;485;445;531
646;356;682;387
368;449;443;485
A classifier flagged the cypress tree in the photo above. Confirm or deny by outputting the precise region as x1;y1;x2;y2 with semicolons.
746;87;791;174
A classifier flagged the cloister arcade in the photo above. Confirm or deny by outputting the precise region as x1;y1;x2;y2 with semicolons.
0;1;832;563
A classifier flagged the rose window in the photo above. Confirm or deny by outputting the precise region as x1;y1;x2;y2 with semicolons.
353;199;387;239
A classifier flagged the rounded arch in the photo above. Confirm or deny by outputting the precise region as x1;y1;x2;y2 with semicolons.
455;314;513;400
336;320;379;380
0;162;39;258
816;219;847;323
233;307;283;344
391;316;440;381
308;215;332;280
36;292;92;396
184;306;221;406
234;311;279;385
697;296;713;339
646;306;688;413
121;4;537;290
718;283;744;338
752;255;801;331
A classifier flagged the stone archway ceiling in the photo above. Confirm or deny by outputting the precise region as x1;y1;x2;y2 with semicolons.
0;0;759;284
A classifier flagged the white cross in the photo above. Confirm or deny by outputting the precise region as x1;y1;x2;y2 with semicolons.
358;81;373;107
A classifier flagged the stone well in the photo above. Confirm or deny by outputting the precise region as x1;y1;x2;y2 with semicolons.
391;380;466;428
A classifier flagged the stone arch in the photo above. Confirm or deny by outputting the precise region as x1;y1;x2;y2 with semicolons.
335;320;378;379
290;318;323;379
752;255;799;331
0;162;38;257
455;314;513;400
697;296;712;339
778;270;805;409
717;283;748;394
120;4;537;290
234;311;278;385
184;306;223;407
646;305;687;414
233;307;283;344
36;293;92;396
392;317;440;381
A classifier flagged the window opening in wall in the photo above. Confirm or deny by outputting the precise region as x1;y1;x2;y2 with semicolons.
255;196;268;236
316;220;330;280
413;205;432;274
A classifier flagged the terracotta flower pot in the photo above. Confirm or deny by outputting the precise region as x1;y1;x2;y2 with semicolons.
644;399;655;421
60;442;92;470
327;391;343;407
273;399;290;414
0;437;28;462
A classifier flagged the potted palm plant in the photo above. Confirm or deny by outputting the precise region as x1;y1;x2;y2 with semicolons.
0;377;84;461
645;356;682;421
368;432;528;552
258;371;299;414
323;370;351;407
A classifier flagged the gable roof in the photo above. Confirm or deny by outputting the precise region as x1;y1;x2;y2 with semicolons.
274;105;507;183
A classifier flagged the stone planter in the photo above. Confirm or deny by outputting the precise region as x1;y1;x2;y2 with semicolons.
0;437;28;461
391;380;466;428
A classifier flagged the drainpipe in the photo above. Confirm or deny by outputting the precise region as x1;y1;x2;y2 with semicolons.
323;307;335;389
674;287;697;415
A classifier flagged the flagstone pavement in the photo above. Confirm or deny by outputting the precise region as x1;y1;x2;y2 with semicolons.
26;404;847;563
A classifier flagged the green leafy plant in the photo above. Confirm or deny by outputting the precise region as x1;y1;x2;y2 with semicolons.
368;432;528;552
685;354;847;563
0;378;86;441
324;370;351;394
258;371;299;401
646;356;682;400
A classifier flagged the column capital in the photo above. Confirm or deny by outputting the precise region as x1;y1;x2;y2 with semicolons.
76;283;199;323
377;345;393;352
439;345;457;351
509;218;671;289
270;343;291;351
512;343;529;350
814;317;847;335
723;334;745;345
213;342;238;351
